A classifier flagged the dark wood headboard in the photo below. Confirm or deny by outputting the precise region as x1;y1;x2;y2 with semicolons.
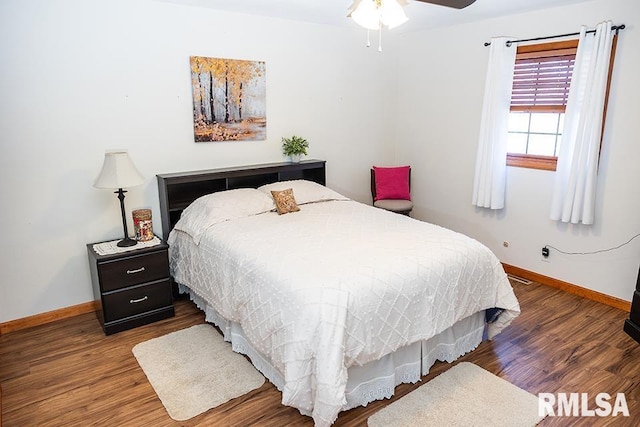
156;159;326;242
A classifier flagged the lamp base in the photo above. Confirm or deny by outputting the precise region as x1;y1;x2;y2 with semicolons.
117;236;138;247
114;188;137;248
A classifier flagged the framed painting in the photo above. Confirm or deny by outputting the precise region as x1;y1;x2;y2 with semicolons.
190;56;266;142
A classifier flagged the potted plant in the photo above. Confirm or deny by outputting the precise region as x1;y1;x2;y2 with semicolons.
281;135;309;163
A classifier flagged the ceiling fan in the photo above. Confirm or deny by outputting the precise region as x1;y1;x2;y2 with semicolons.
348;0;476;30
348;0;475;50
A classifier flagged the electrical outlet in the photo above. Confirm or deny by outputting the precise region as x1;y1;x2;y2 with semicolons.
541;246;550;262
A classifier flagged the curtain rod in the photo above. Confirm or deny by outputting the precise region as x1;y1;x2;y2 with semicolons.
483;24;625;47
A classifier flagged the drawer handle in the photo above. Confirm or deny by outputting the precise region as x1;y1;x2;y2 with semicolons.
130;296;149;304
126;267;145;274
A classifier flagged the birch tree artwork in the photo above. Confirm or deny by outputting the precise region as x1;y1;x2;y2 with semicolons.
190;56;266;142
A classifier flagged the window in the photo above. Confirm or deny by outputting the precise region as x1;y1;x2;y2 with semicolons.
506;40;577;171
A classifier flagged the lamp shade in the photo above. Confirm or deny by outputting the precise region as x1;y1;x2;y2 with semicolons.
351;0;380;30
380;0;408;29
94;151;144;189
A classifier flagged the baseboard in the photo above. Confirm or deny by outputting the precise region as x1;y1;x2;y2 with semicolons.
503;263;631;312
0;301;97;336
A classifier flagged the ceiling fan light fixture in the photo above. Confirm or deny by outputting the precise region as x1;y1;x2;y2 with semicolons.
348;0;475;51
380;0;408;29
349;0;409;30
350;0;381;30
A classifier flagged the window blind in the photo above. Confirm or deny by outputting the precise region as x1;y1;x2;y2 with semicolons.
511;53;575;112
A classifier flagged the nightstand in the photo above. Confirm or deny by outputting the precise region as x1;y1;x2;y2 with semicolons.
87;239;174;335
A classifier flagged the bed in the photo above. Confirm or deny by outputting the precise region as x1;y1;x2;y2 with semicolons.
157;160;520;427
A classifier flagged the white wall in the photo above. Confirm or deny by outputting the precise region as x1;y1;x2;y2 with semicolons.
395;0;640;301
0;0;398;322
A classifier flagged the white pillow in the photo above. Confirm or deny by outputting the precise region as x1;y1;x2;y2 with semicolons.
173;188;275;244
257;180;349;205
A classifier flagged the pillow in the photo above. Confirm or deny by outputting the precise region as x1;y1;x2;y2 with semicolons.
173;188;275;244
271;188;300;215
373;166;411;201
258;180;349;205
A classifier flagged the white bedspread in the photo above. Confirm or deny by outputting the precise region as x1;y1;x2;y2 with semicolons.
168;200;520;426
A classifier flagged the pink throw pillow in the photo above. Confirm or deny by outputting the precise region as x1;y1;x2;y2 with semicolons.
373;166;411;201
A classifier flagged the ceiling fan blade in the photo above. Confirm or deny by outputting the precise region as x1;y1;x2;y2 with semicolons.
414;0;476;9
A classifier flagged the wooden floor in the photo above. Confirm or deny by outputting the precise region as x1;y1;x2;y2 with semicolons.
1;280;638;426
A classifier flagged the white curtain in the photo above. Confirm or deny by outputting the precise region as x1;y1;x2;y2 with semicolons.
550;21;614;224
472;37;516;209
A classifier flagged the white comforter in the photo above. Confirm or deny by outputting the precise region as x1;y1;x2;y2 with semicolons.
168;200;520;426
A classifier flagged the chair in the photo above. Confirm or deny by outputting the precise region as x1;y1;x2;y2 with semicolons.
371;166;413;216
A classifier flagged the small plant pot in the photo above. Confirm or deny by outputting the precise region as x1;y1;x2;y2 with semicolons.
289;154;302;163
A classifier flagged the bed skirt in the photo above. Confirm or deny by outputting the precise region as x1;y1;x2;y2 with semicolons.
180;284;485;414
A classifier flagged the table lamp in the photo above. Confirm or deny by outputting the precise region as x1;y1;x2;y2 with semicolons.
94;151;145;247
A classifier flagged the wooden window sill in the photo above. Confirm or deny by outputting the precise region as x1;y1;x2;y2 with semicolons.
507;153;557;171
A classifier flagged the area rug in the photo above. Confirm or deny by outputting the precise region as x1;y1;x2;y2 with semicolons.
132;324;265;421
368;362;545;427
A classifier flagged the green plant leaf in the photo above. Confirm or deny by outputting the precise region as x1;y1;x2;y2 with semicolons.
281;135;309;156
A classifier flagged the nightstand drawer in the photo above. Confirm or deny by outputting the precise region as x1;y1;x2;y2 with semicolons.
103;279;172;322
99;251;169;291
